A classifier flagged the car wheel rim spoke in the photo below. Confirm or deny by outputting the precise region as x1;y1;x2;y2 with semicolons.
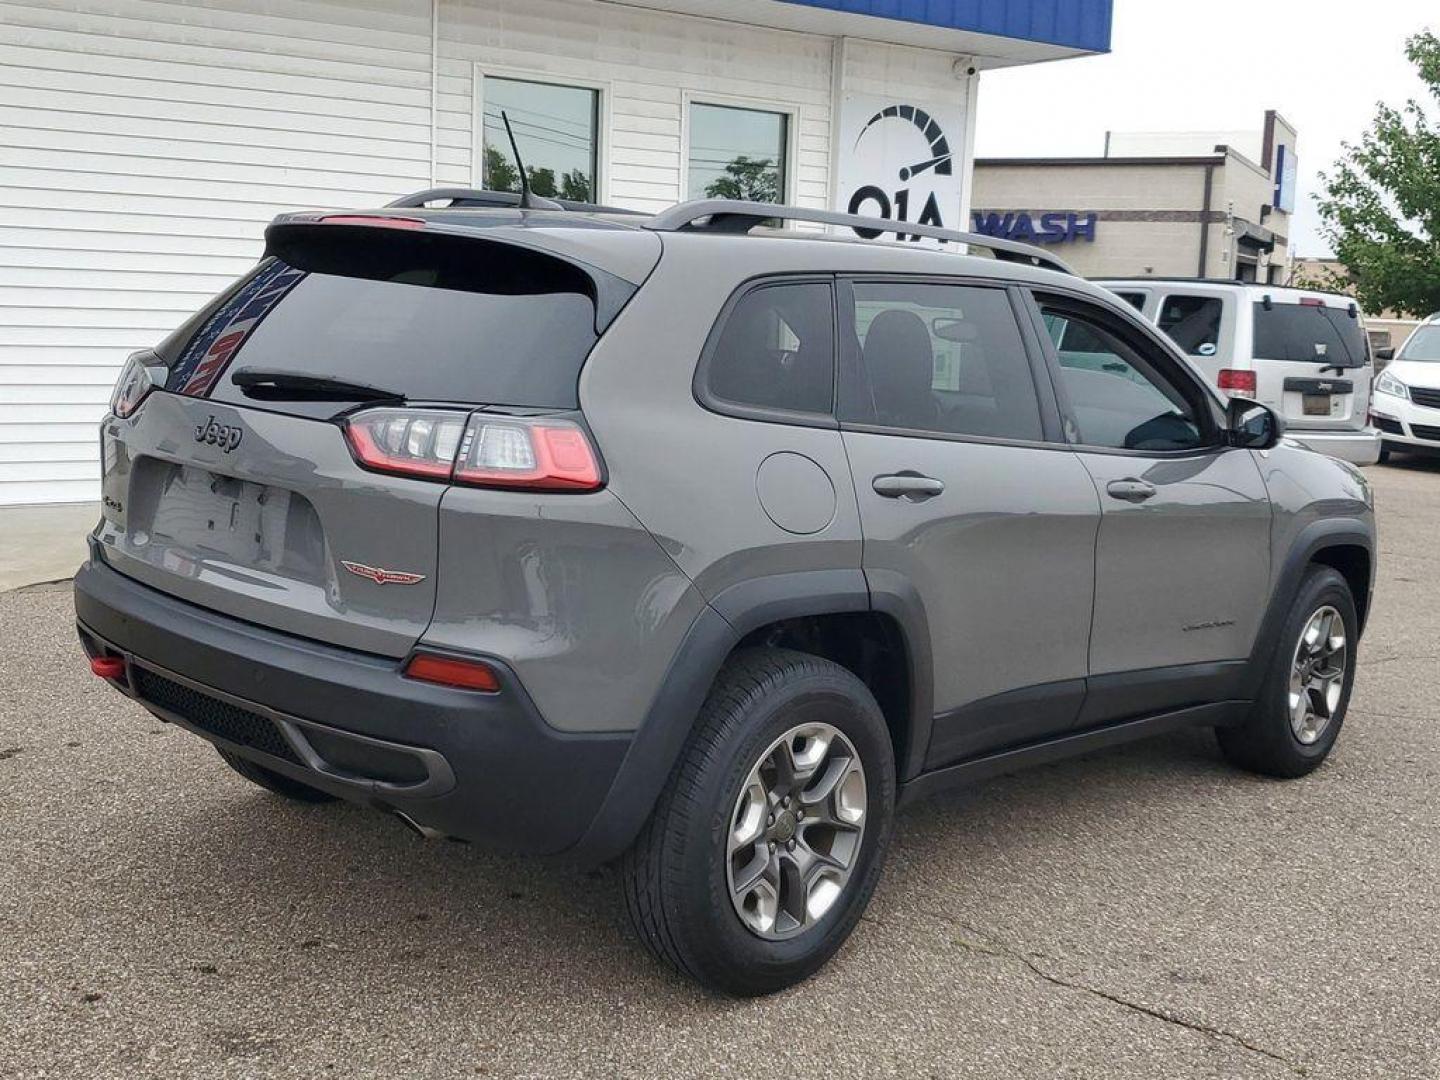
726;719;867;941
1288;604;1347;745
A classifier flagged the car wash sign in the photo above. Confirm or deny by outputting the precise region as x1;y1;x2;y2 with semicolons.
835;96;964;246
971;210;1098;245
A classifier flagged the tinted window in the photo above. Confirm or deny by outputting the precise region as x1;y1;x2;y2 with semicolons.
705;282;834;415
844;283;1043;441
1399;324;1440;362
171;228;612;415
1042;303;1205;451
1158;294;1222;354
1114;291;1147;312
1252;301;1367;367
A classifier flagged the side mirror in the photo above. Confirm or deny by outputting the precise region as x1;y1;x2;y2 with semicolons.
1227;397;1284;450
1375;347;1395;362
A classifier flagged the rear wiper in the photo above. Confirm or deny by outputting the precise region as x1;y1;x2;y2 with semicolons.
230;368;405;402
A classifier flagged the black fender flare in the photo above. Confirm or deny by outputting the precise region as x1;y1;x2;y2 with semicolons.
1241;517;1374;700
566;568;934;865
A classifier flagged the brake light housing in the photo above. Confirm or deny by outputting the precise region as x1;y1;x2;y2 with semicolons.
343;408;602;492
110;350;162;419
1218;369;1257;398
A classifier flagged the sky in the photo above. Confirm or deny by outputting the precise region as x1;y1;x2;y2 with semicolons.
973;0;1436;257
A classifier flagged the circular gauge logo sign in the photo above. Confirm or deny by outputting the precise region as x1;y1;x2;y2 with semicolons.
840;102;960;242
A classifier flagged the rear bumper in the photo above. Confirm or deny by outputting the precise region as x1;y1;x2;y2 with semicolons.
73;549;631;857
1285;426;1382;465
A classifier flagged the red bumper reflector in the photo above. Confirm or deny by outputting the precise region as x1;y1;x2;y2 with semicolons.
90;656;126;679
403;653;501;693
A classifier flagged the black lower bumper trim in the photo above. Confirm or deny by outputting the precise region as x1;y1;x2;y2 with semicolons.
74;554;631;856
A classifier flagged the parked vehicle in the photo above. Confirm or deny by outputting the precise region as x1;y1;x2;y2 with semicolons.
1101;280;1381;465
1372;313;1440;459
77;192;1376;995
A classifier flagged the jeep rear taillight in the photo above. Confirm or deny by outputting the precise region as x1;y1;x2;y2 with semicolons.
343;408;601;492
343;408;466;480
1218;369;1257;398
453;418;601;490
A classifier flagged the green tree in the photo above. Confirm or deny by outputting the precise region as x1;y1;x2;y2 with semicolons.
704;156;780;202
526;166;558;197
559;169;592;202
1318;31;1440;316
482;145;518;193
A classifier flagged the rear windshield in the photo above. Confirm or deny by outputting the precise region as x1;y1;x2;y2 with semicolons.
1399;325;1440;362
163;227;613;413
1251;301;1367;368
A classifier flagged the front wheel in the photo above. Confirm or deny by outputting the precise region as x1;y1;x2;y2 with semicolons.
1218;566;1357;778
621;648;895;996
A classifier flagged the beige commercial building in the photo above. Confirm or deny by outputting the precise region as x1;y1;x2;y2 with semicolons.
972;111;1298;282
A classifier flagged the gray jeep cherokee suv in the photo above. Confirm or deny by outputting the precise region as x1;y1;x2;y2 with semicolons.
75;192;1376;995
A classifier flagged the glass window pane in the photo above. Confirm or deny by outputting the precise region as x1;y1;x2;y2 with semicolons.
482;77;598;202
843;283;1043;441
1042;304;1204;451
706;283;833;414
1251;302;1367;368
688;103;787;203
1157;294;1222;355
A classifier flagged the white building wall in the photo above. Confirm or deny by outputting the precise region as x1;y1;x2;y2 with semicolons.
0;0;977;505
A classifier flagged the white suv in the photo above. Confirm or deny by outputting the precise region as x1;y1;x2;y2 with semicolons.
1372;313;1440;460
1100;280;1381;465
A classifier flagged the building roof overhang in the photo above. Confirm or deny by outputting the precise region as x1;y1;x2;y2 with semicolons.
614;0;1113;66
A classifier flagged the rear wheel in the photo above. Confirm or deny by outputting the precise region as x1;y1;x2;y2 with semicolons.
621;648;895;996
1218;566;1357;778
1378;444;1392;464
217;748;337;803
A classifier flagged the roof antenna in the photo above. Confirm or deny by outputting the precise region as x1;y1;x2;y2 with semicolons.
500;110;562;211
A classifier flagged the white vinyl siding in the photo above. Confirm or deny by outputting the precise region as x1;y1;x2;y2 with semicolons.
0;0;972;505
0;0;433;505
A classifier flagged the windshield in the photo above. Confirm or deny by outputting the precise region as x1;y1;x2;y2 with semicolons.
1399;325;1440;362
1251;301;1368;368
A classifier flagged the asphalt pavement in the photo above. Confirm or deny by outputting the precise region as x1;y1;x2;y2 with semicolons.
2;458;1438;1079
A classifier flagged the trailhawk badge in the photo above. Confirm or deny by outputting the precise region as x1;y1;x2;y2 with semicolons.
340;560;427;586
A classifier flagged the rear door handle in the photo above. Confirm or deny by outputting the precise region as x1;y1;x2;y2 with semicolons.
873;472;945;500
1106;478;1156;503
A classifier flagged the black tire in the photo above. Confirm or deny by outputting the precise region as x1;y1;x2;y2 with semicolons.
1378;444;1392;464
621;647;896;996
1217;566;1357;778
217;748;338;803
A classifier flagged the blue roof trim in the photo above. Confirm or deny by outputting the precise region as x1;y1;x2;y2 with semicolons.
778;0;1112;53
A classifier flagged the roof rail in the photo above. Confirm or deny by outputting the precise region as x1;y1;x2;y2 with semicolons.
386;187;645;215
644;199;1076;275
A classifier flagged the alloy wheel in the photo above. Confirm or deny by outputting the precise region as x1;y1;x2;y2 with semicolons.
1288;605;1347;746
726;721;867;940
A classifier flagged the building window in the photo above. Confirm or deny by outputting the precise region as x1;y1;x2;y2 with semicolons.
481;76;599;202
687;102;788;203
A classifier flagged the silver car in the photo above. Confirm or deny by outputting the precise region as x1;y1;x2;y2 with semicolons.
75;192;1376;995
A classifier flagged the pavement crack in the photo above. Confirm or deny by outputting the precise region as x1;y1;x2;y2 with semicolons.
1361;653;1440;668
907;908;1305;1074
1011;952;1304;1074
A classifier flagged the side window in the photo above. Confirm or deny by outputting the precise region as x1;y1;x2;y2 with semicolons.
1040;301;1207;452
1157;294;1223;356
842;282;1043;441
1113;291;1147;312
704;282;834;415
